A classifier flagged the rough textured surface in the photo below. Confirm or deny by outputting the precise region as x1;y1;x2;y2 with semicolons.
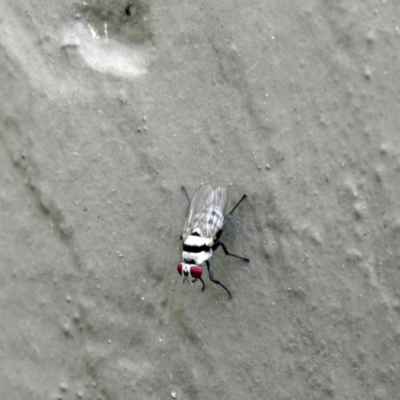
1;1;400;399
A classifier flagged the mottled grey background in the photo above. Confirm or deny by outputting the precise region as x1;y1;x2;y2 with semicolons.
1;1;399;399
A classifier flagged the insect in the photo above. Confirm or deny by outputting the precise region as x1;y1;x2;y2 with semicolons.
176;184;249;297
125;3;132;16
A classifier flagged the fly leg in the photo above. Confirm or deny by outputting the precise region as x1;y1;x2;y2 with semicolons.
212;242;250;262
206;261;232;298
181;186;191;205
198;277;205;291
222;194;247;229
216;193;250;261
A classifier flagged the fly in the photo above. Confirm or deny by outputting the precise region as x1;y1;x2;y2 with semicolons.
176;184;249;298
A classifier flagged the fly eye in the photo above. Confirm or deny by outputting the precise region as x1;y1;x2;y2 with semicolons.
190;265;202;279
177;263;183;275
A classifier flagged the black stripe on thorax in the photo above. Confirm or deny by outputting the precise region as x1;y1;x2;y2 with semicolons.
183;244;212;253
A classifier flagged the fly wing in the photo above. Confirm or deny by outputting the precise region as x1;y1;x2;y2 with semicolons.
182;184;213;241
205;186;227;238
182;185;227;241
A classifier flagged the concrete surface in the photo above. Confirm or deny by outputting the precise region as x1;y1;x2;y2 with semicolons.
1;1;400;399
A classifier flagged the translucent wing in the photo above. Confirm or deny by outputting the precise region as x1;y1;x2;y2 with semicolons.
182;185;227;241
